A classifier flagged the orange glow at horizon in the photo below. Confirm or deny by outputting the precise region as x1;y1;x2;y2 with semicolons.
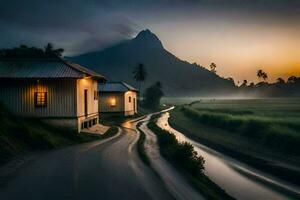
151;19;300;83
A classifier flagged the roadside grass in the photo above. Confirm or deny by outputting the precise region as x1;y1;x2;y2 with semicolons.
136;122;150;166
148;114;234;200
0;105;117;165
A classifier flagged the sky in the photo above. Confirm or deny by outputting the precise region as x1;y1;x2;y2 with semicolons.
1;0;300;83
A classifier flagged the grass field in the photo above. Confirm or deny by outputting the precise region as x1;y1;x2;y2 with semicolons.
168;98;300;185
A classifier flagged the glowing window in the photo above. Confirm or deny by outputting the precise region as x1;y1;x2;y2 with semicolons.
110;98;116;107
34;92;47;107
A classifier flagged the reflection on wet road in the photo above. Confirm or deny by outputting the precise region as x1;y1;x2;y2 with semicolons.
157;112;300;200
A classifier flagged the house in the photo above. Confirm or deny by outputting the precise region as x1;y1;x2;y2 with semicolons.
0;59;106;133
98;82;138;116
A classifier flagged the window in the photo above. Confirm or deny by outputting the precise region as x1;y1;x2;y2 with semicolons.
129;96;131;103
110;97;116;107
34;92;47;107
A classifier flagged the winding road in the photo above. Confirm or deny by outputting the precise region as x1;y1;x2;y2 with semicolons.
0;125;175;200
3;107;296;200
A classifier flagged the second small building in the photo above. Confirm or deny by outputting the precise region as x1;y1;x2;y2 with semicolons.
98;82;138;116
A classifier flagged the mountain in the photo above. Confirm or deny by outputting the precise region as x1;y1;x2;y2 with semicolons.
67;29;237;96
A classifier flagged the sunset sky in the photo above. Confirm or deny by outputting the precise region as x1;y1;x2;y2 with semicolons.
1;0;300;83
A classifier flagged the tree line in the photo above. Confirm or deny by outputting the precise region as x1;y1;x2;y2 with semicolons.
209;62;299;88
0;43;64;59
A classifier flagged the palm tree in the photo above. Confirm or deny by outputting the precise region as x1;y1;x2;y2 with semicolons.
133;63;148;100
257;69;263;81
257;69;268;82
44;43;64;57
210;62;217;73
262;72;268;81
241;79;248;87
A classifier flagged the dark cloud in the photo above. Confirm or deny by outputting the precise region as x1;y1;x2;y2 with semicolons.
0;0;139;55
0;0;299;55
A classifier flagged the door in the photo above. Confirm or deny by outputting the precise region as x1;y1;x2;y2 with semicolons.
84;89;88;117
133;97;136;113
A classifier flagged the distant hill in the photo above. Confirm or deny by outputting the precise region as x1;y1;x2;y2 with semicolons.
67;29;237;96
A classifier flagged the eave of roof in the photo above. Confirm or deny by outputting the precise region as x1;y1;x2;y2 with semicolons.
98;82;138;92
0;58;107;81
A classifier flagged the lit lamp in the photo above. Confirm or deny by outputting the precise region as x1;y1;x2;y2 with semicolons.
110;97;116;107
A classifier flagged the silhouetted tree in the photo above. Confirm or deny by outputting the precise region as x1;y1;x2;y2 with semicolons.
143;81;164;110
276;77;285;84
287;76;298;84
20;44;28;49
133;63;148;100
262;72;268;81
257;69;268;82
241;80;248;87
257;69;263;81
0;43;63;59
44;43;64;57
210;63;217;73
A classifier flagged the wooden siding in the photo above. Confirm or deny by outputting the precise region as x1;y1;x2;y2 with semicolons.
99;92;125;113
0;79;77;117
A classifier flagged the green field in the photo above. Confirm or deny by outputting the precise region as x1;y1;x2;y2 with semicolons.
168;98;300;185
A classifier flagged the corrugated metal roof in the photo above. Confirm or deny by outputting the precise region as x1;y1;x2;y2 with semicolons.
0;59;106;80
98;82;138;92
64;61;105;80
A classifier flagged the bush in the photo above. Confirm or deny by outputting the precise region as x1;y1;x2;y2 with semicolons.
148;115;234;200
148;117;205;176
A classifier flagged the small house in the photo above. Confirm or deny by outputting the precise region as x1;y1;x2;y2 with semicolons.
0;59;106;133
98;82;138;116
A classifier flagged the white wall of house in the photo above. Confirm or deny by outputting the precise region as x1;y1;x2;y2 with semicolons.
76;77;99;131
124;91;137;116
99;91;137;116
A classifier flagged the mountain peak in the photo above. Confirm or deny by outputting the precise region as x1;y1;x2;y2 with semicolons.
133;29;163;48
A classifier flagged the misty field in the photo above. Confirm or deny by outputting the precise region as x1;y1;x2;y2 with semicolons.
169;99;300;163
168;99;300;184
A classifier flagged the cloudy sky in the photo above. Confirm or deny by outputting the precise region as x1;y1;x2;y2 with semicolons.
1;0;300;83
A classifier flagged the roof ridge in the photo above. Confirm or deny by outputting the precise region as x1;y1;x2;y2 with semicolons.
62;60;106;81
0;58;106;81
99;81;138;91
61;60;87;76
